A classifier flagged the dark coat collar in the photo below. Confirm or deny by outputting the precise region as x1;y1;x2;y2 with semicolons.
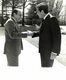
42;15;50;22
11;17;17;23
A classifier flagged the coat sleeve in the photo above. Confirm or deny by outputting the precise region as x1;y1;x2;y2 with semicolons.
50;17;61;55
32;31;40;38
4;20;27;39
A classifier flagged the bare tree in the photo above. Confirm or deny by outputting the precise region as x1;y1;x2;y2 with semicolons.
52;0;63;19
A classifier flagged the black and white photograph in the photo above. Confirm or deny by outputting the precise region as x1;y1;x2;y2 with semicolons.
0;0;66;80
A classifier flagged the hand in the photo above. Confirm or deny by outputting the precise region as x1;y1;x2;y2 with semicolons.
50;52;57;60
35;24;41;30
27;30;34;36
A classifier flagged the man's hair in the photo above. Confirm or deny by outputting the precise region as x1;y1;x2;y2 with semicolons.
36;3;48;14
11;9;18;17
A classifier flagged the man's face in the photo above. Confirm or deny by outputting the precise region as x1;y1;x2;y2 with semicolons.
36;8;45;19
15;11;21;22
36;8;42;18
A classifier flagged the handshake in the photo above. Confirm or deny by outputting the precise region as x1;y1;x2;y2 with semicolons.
22;30;34;37
27;30;34;36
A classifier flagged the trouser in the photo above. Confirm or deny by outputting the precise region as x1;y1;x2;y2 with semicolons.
6;53;19;66
40;53;54;67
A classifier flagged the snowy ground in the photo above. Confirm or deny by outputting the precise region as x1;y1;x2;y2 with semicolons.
0;28;66;80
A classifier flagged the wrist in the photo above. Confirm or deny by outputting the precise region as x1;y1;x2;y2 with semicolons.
51;52;57;56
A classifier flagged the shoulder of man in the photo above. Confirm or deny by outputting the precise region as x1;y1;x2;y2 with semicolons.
4;18;14;27
49;16;59;26
50;15;58;22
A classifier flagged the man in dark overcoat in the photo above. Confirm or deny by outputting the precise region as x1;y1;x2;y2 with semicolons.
32;3;61;67
4;9;28;66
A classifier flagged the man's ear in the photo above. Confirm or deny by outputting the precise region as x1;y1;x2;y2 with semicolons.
14;13;16;16
41;10;44;15
41;10;44;14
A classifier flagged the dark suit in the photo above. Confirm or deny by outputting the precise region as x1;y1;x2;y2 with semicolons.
4;17;27;66
32;15;61;67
